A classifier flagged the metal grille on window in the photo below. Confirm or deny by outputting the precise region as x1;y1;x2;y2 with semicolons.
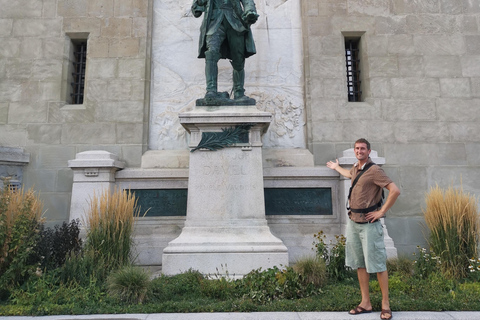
70;42;87;104
345;39;361;102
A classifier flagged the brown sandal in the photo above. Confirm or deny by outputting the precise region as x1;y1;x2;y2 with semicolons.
380;309;392;319
348;305;372;315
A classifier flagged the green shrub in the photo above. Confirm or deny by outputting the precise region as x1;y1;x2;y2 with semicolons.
148;269;204;301
313;231;352;281
423;185;480;279
0;185;44;290
107;266;150;304
84;188;141;271
412;246;442;279
34;219;83;271
292;256;327;287
235;266;320;303
386;255;414;277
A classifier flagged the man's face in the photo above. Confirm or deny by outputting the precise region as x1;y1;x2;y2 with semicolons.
354;142;371;162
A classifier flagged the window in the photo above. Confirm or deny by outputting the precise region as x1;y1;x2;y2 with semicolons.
70;40;87;104
345;38;362;102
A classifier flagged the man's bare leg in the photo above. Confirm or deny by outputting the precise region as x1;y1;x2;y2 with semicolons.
349;268;372;314
377;270;391;319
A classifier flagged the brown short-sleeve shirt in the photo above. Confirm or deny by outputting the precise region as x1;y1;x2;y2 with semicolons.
348;157;393;223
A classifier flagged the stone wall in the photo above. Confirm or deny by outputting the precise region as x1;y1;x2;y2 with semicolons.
302;0;480;254
0;0;152;224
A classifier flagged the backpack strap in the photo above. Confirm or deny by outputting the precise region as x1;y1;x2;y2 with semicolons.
346;162;376;211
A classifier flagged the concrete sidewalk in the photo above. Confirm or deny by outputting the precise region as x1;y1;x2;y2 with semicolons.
2;312;480;320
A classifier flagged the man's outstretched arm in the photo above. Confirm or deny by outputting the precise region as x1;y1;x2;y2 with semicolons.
326;159;352;179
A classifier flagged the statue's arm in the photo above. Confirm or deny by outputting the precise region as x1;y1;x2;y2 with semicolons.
192;0;206;18
241;0;259;25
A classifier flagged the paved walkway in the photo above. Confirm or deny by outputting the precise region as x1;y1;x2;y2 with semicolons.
2;312;480;320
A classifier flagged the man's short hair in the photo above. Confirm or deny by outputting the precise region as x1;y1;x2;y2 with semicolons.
355;138;371;150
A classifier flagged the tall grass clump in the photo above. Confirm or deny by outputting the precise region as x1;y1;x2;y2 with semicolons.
107;266;150;304
423;184;480;279
84;188;141;274
293;256;327;287
0;184;44;290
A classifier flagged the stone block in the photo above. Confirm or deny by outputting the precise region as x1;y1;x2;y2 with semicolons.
369;77;391;98
429;167;480;197
87;58;116;79
386;217;427;256
39;193;71;223
460;15;478;34
109;38;140;57
76;145;122;155
365;35;388;56
0;19;13;37
391;78;440;99
63;18;101;36
0;1;42;18
439;78;471;98
0;103;7;124
415;34;465;56
309;56;344;78
95;101;144;122
310;99;336;122
398;56;424;77
39;146;76;169
114;0;134;17
132;0;149;17
394;121;450;143
87;0;114;17
315;1;347;17
117;123;144;144
391;0;440;14
440;0;463;14
130;80;148;100
461;55;480;77
39;80;62;101
27;124;62;145
57;0;87;17
101;18;132;38
106;80;132;101
0;125;27;147
47;103;95;123
323;78;345;98
43;0;57;18
387;34;415;55
449;122;480;142
337;101;382;121
407;14;458;34
466;35;480;54
121;144;142;167
0;38;21;58
0;60;4;79
6;59;33;80
375;16;406;35
306;20;332;37
437;98;480;121
348;0;389;16
43;38;65;60
464;0;480;13
369;56;398;77
383;99;436;121
24;168;57;192
57;168;74;192
0;80;23;102
384;143;438;166
62;123;116;144
466;143;480;166
471;78;480;97
331;15;375;33
8;102;48;124
13;19;62;38
312;142;336;166
424;56;462;78
133;17;148;38
395;166;428;214
32;59;63;80
87;37;109;58
437;143;467;166
85;79;109;102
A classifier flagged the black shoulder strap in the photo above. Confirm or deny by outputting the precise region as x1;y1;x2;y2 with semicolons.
348;162;375;200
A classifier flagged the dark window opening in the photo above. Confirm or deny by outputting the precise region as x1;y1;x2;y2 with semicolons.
345;39;362;102
70;41;87;104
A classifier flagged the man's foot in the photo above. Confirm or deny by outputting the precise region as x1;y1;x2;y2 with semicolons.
348;305;372;315
233;94;256;105
380;309;392;319
205;91;217;99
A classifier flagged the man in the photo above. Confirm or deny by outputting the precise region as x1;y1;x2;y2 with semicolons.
191;0;258;104
326;138;400;320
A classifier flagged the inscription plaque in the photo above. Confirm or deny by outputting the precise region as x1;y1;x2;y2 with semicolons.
264;188;333;215
132;189;187;217
132;188;333;217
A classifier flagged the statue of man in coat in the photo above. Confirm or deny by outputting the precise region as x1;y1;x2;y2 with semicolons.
192;0;259;106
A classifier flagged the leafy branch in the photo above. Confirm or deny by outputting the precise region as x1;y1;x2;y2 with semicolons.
191;124;254;152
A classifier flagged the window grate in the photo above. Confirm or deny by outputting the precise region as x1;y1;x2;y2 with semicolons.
345;39;362;102
70;42;87;104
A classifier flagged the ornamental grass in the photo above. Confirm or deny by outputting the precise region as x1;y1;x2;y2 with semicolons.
84;188;141;272
423;184;480;279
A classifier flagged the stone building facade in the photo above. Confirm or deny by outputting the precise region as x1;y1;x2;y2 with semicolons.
1;0;480;263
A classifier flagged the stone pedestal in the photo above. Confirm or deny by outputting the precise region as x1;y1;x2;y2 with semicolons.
68;151;125;224
162;106;289;277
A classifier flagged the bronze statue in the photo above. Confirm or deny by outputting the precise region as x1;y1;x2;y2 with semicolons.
192;0;259;106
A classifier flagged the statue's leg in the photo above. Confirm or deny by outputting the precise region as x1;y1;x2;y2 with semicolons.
204;51;220;98
232;68;245;100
